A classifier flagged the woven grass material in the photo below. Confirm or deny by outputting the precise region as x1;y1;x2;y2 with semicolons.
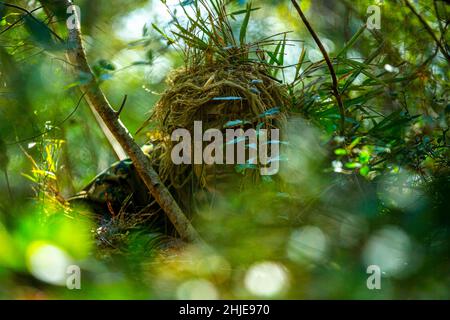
145;63;288;196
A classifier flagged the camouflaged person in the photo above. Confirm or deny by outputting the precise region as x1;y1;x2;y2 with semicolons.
69;63;288;239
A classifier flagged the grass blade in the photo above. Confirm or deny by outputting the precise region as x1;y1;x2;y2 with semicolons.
239;2;252;45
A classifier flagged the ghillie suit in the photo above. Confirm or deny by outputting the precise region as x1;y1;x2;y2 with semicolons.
69;0;291;246
146;63;288;211
70;66;288;240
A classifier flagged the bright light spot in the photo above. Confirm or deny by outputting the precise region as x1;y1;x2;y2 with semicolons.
378;170;425;211
363;226;413;277
177;279;219;300
308;49;324;63
115;0;195;41
283;45;304;83
384;64;399;73
322;38;336;53
244;262;289;297
26;241;73;285
351;74;365;86
145;56;173;84
347;49;364;60
115;8;151;41
332;160;343;173
287;226;328;264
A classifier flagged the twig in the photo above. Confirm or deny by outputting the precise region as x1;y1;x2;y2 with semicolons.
4;170;12;201
116;95;128;116
433;0;446;39
7;92;86;145
290;0;346;135
404;0;450;62
40;0;201;243
0;2;63;42
0;6;44;36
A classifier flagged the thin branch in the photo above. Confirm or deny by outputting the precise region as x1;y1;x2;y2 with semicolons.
290;0;346;135
7;91;86;145
341;0;403;65
40;0;201;243
0;6;43;36
116;95;128;116
433;0;445;38
404;0;450;62
4;170;12;201
0;2;63;42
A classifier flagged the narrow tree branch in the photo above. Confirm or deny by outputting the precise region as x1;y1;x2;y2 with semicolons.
34;2;127;160
290;0;346;135
4;170;13;201
404;0;450;62
116;95;128;116
433;0;445;39
0;1;126;159
0;5;44;36
0;2;64;42
41;0;201;242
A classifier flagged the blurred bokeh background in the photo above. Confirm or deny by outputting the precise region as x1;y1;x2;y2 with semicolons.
0;0;449;299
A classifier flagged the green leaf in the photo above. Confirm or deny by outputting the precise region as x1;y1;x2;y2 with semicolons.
294;46;306;81
360;165;370;176
348;137;361;150
239;2;252;45
335;148;347;155
152;23;175;45
345;162;361;169
336;24;367;58
278;34;286;66
172;30;208;50
98;59;116;71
